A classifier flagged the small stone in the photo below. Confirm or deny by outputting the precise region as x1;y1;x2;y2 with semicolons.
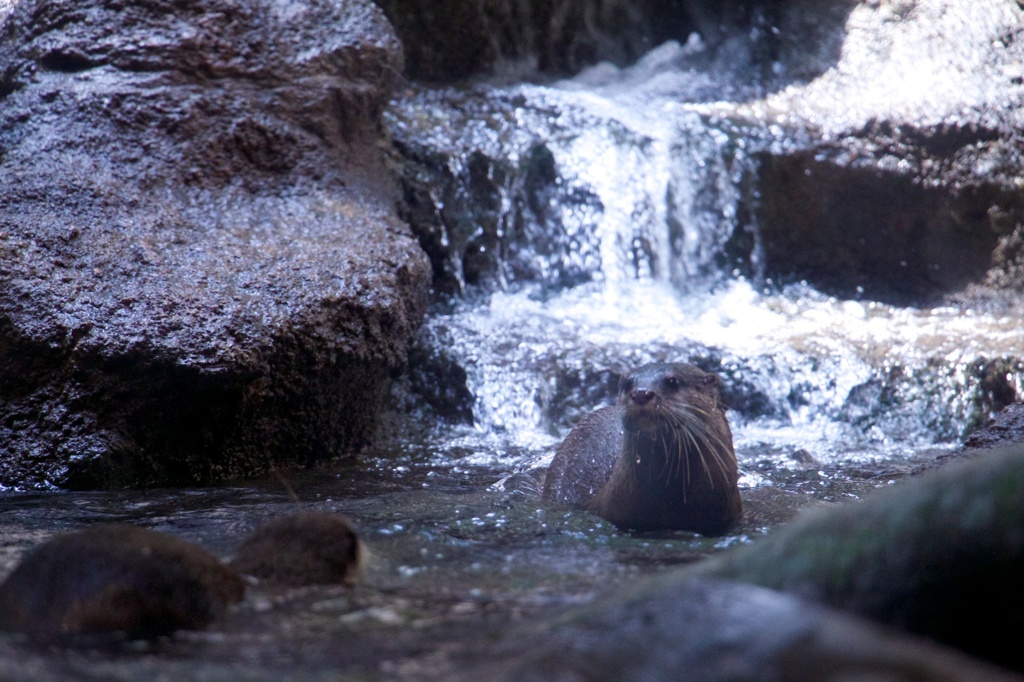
230;513;363;587
0;524;245;640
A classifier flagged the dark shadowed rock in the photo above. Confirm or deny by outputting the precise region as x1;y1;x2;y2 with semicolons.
374;0;856;85
387;90;607;296
480;578;1021;682
745;124;1024;305
0;0;431;488
374;0;694;82
695;446;1024;673
0;524;245;640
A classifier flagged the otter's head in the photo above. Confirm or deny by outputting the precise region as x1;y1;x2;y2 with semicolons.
617;362;725;436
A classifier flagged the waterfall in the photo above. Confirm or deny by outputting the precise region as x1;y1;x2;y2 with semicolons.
387;30;1024;463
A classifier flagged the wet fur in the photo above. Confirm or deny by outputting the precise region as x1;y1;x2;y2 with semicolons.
543;363;741;535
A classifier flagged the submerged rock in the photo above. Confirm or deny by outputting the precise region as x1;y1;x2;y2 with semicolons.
0;524;245;640
0;0;431;489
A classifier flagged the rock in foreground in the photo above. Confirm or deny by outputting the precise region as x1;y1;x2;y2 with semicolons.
698;446;1024;673
0;524;244;640
483;578;1020;682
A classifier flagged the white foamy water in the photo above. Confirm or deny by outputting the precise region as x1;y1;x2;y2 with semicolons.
426;274;1023;466
393;10;1024;473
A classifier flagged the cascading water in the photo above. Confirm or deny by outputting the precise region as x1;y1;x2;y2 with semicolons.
387;32;1024;481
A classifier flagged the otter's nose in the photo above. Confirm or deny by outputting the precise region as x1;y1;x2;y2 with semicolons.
629;388;655;406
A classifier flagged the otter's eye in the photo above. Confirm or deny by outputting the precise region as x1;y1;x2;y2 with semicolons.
663;376;681;391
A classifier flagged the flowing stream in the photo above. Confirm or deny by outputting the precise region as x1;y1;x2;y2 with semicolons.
1;29;1023;681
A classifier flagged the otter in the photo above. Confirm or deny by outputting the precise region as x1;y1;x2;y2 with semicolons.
229;512;363;587
542;362;741;535
0;524;245;640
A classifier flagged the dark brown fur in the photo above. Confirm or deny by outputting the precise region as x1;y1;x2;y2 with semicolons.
229;512;363;586
543;363;741;535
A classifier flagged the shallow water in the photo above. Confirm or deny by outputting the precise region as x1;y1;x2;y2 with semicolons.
0;436;947;681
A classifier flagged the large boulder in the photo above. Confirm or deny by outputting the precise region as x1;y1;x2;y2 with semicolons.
482;578;1020;682
0;0;430;489
695;446;1024;673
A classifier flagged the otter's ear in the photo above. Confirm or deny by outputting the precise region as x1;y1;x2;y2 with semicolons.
704;373;728;410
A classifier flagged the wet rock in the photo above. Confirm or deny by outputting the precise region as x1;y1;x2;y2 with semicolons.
725;0;1024;306
374;0;856;85
387;89;606;296
0;0;431;488
229;512;363;586
838;356;1024;445
403;328;476;425
0;524;245;640
962;402;1024;451
694;446;1024;673
747;130;1024;305
481;578;1019;682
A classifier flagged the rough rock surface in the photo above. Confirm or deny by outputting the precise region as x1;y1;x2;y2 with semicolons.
727;0;1024;305
960;401;1024;452
0;0;430;489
